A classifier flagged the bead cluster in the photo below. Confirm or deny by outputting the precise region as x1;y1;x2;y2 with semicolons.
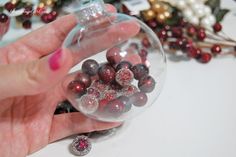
67;45;156;118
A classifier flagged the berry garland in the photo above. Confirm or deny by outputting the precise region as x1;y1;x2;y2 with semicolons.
121;0;236;63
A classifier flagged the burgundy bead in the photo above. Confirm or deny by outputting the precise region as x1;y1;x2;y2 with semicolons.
41;13;50;23
138;75;156;93
197;31;206;41
131;64;149;80
147;19;158;29
0;13;8;23
213;23;222;32
82;59;99;76
142;37;151;48
115;68;134;86
4;2;15;12
157;29;168;41
75;72;92;88
87;87;101;98
110;81;123;90
131;92;148;107
199;52;212;63
106;99;125;115
22;20;32;29
171;27;183;38
187;25;197;36
211;44;222;54
116;61;132;71
23;7;33;19
187;47;202;59
51;11;58;18
118;96;131;112
106;47;122;64
178;18;188;27
68;81;86;96
98;64;116;84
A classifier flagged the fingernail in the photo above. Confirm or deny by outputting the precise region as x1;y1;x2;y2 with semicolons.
49;48;62;71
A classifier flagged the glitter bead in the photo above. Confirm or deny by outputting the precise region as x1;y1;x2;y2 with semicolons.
115;68;134;86
71;135;92;156
91;80;109;91
78;95;99;114
121;85;138;97
103;90;117;101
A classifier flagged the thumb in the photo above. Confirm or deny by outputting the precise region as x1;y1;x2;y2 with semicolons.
0;48;73;100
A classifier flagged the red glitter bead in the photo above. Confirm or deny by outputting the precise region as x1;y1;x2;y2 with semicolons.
79;95;99;114
121;85;138;97
213;23;222;33
138;75;156;93
211;44;222;54
4;2;15;12
199;52;212;63
103;90;117;101
131;92;148;107
106;47;122;64
75;72;92;88
71;136;91;156
87;87;101;98
115;68;134;86
68;80;86;96
91;80;109;91
98;64;116;84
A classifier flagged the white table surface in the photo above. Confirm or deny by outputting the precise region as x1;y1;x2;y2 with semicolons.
1;1;236;157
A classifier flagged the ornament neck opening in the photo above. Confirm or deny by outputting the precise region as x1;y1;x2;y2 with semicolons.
72;0;106;25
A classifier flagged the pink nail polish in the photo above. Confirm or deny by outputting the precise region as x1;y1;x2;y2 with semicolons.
49;48;62;71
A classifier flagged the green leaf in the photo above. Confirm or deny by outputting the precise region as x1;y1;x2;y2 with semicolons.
205;0;220;10
215;9;230;22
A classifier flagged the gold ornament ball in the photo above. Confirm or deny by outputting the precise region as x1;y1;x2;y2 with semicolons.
152;2;168;13
156;14;166;23
142;10;156;21
163;11;171;18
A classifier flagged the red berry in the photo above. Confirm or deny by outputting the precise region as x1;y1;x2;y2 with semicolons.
147;19;158;29
131;64;149;80
82;59;99;76
130;92;148;107
138;75;156;93
22;20;32;29
0;13;8;23
171;27;183;38
68;81;86;96
75;72;92;88
98;64;116;84
187;47;202;59
211;44;222;54
157;29;168;41
23;7;33;19
142;37;151;48
4;2;15;12
197;31;206;41
213;23;222;32
187;25;197;36
115;68;134;86
106;47;122;64
199;53;212;63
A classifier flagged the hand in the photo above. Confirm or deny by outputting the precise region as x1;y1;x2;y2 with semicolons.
0;4;139;157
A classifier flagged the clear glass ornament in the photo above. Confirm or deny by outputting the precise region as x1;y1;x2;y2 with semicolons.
62;0;166;122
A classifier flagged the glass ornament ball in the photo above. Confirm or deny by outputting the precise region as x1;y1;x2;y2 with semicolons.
62;0;166;122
